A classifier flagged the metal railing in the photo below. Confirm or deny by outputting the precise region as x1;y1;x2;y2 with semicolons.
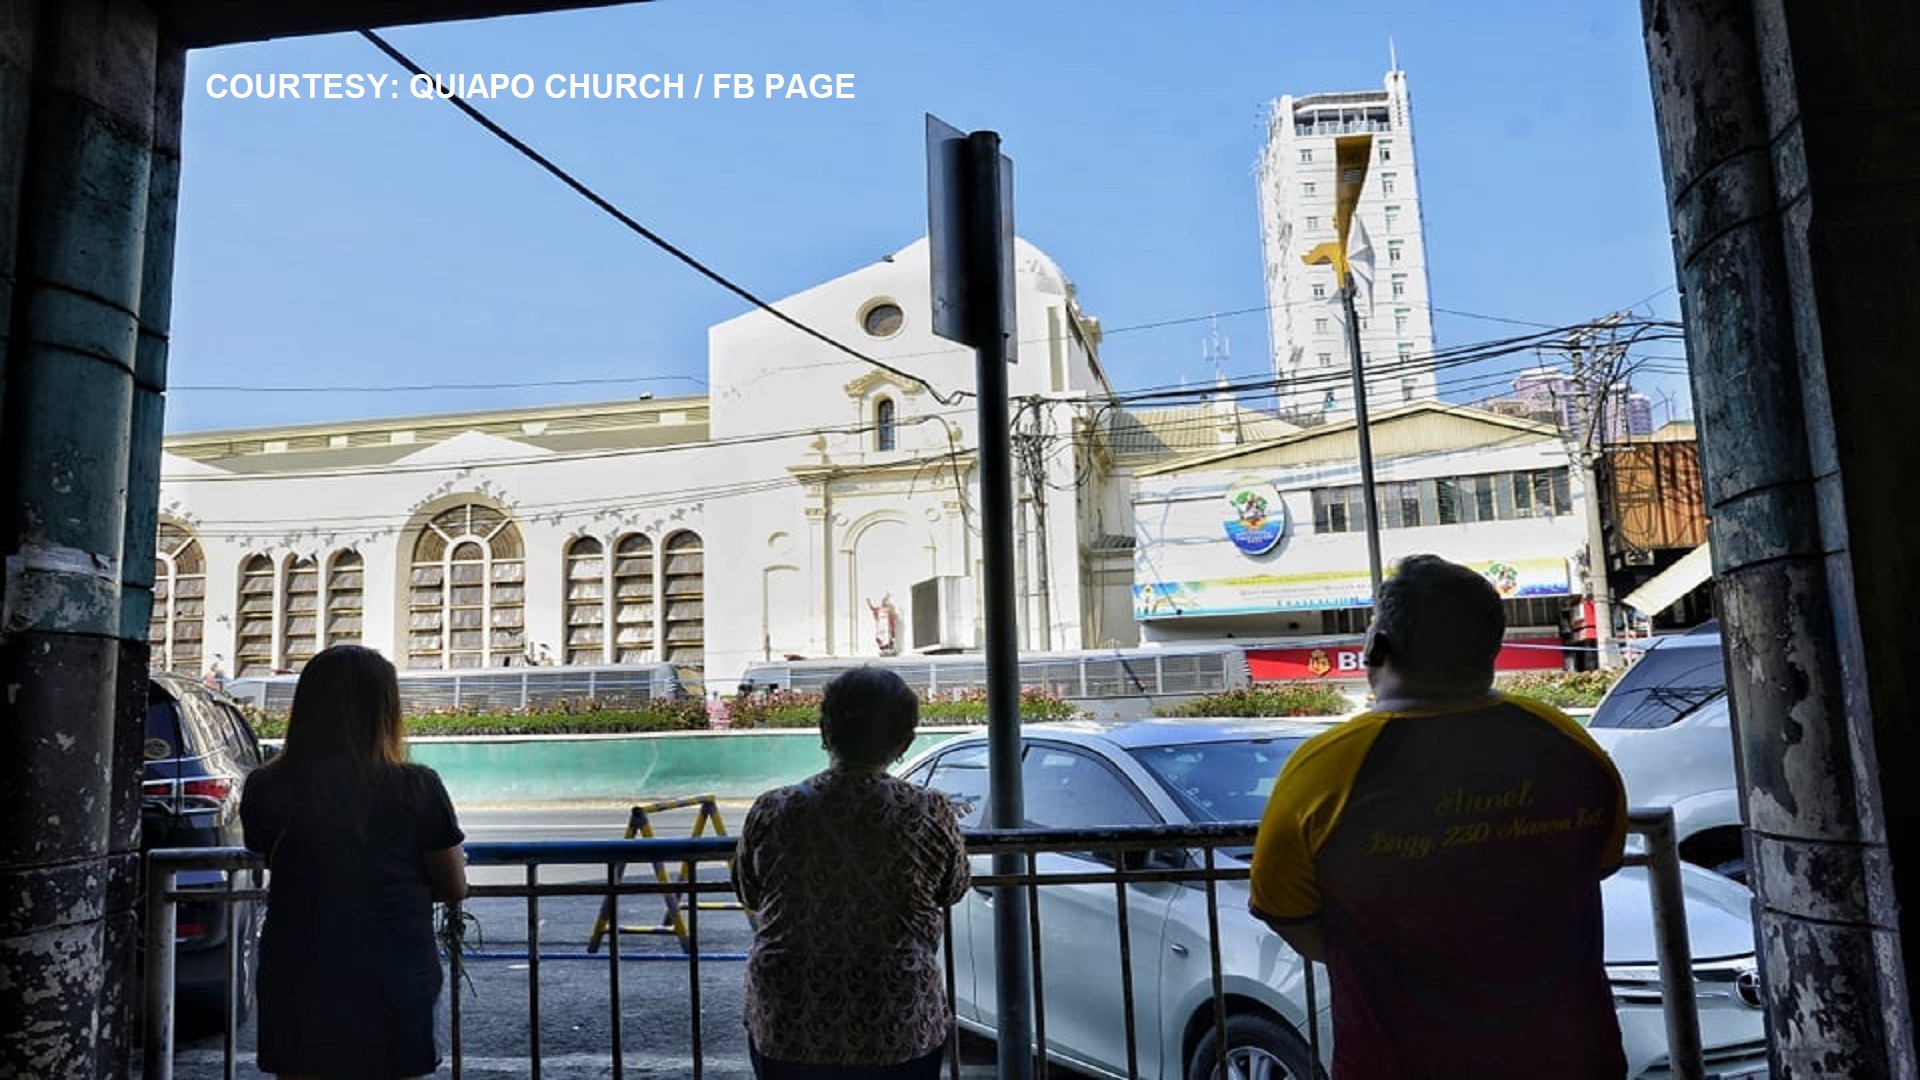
224;662;688;717
142;809;1710;1080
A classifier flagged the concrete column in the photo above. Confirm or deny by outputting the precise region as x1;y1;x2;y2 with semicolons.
1641;1;1918;1075
0;1;170;1074
103;34;184;1078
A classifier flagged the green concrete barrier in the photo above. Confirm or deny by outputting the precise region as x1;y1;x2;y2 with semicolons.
381;705;1589;806
408;727;972;806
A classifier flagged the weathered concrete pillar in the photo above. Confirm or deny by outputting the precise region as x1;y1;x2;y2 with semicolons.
101;34;185;1079
0;3;32;436
0;1;170;1074
1641;1;1918;1075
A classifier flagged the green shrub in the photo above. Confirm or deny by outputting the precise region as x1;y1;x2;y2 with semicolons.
730;686;1085;729
729;689;826;729
1155;683;1355;718
249;697;709;740
1494;669;1623;708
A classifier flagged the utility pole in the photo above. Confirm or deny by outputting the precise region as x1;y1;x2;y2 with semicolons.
1302;133;1386;603
927;116;1034;1080
1344;277;1386;601
1014;400;1054;651
1564;313;1627;669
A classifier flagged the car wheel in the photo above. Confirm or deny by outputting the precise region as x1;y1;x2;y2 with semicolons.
1186;1012;1320;1080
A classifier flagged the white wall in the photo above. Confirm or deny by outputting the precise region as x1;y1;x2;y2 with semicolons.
158;238;1130;688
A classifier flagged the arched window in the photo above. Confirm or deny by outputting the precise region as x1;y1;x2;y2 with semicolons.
324;551;364;649
612;533;657;663
564;536;607;665
281;555;320;671
408;503;525;669
661;531;705;675
236;555;276;676
150;522;205;675
875;398;898;452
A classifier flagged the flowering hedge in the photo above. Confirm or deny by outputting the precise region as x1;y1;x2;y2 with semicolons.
1493;669;1624;708
248;696;709;740
1153;683;1355;718
728;686;1085;729
1150;669;1627;720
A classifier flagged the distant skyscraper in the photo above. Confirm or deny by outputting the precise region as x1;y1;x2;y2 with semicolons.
1487;367;1659;442
1255;69;1437;422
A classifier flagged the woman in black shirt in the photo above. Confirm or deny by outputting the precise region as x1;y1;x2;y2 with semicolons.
241;644;467;1078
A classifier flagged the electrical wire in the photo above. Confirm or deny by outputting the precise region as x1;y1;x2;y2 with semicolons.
356;29;970;407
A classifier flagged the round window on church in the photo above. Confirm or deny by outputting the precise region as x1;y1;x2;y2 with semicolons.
860;300;905;338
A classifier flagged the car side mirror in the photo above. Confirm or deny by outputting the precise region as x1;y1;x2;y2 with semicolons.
260;740;282;763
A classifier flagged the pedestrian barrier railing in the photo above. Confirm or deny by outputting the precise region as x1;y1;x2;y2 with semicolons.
141;809;1714;1080
586;794;753;954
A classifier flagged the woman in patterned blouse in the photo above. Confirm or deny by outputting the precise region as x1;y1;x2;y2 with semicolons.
733;667;971;1078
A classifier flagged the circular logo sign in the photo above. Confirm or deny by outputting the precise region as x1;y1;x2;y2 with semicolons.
1223;478;1287;555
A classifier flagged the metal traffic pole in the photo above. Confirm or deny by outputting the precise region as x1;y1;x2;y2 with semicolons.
1342;271;1386;601
928;116;1034;1079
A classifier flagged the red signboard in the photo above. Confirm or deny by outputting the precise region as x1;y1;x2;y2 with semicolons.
1247;636;1566;681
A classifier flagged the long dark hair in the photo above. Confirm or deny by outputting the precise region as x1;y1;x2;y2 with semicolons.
275;644;407;777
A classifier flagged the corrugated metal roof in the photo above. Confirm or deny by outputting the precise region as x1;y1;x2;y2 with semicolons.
1136;402;1559;477
1104;404;1301;460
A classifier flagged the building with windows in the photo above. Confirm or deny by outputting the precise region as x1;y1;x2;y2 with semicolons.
146;239;1602;692
1128;402;1588;665
151;238;1129;689
1254;69;1439;423
1483;367;1657;441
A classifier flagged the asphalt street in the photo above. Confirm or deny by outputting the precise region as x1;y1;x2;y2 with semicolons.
163;803;1011;1079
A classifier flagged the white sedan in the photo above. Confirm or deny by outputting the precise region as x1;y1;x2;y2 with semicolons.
899;717;1770;1080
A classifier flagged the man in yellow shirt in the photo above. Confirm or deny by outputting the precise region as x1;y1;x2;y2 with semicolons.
1249;554;1628;1078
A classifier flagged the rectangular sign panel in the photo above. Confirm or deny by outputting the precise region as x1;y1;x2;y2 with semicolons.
925;113;1017;361
926;113;971;346
1132;558;1572;619
1246;636;1568;680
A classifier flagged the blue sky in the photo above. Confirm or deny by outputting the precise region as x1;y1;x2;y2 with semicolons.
168;0;1687;434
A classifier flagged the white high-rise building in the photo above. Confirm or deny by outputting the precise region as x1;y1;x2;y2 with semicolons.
1255;69;1438;422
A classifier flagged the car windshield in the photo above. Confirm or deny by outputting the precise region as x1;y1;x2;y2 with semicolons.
1588;641;1726;730
1126;736;1310;824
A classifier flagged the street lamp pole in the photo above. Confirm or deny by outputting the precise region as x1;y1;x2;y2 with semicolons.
1344;271;1386;602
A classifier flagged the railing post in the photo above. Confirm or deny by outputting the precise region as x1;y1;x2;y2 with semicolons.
1638;807;1705;1080
448;897;464;1079
142;857;178;1080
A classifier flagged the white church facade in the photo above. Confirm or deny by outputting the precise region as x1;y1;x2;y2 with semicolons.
151;239;1134;690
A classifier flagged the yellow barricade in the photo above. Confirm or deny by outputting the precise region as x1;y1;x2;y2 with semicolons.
586;794;753;954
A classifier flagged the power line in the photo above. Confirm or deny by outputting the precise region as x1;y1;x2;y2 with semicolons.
357;29;970;407
174;374;709;393
168;286;1649;397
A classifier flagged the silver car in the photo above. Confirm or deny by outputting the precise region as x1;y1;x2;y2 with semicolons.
899;717;1770;1079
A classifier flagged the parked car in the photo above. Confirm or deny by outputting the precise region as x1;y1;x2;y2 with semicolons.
899;717;1769;1080
142;672;269;1026
1584;624;1745;880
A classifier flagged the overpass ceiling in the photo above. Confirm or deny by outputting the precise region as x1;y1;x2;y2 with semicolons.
150;1;647;48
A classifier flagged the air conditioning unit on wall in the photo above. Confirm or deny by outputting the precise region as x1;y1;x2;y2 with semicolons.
911;575;976;652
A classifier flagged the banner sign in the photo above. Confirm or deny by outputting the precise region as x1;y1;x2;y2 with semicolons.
1247;635;1567;680
1132;557;1570;619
